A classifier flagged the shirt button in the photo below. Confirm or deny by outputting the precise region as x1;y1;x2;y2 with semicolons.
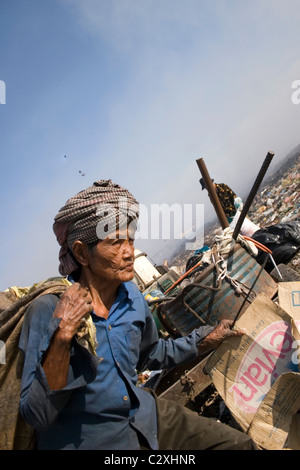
123;395;128;401
108;325;112;330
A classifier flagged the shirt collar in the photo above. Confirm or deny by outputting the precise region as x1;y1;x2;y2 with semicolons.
67;275;139;303
117;281;141;302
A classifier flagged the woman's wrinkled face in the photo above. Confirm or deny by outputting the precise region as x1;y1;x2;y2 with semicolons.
87;229;135;284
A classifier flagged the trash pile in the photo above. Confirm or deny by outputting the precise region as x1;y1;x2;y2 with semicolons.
170;155;300;272
248;155;300;227
157;152;300;447
246;154;300;275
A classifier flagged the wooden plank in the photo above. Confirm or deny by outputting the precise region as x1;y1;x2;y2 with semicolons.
159;354;213;406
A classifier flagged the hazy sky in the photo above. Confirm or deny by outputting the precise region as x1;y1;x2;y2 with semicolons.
1;0;300;290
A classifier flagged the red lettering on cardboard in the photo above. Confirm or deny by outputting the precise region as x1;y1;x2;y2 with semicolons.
231;375;258;402
244;363;268;387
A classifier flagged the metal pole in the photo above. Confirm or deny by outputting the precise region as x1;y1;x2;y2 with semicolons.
232;151;275;240
196;158;229;230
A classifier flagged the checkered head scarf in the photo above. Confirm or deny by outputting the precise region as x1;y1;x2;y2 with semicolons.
53;180;139;276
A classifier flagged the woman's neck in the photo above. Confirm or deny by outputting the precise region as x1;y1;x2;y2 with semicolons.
79;272;121;319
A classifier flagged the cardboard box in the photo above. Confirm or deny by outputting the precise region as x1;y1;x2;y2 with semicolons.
278;282;300;338
205;284;300;450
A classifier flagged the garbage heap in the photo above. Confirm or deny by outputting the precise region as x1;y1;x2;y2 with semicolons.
248;155;300;227
247;155;300;274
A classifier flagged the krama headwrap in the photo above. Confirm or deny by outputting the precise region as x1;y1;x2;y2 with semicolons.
53;180;139;276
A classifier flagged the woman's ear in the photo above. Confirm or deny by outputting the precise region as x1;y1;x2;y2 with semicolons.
72;240;90;267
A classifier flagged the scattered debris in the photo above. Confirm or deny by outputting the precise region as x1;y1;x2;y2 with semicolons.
194;384;241;429
152;152;300;448
205;286;300;450
169;154;300;277
248;155;300;227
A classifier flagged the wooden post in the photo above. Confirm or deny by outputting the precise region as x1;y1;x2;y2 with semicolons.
196;158;229;229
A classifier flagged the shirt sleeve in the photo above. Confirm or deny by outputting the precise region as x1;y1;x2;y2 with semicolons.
19;294;98;431
137;298;214;372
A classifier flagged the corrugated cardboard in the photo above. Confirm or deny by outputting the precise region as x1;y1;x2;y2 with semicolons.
278;282;300;336
205;285;300;450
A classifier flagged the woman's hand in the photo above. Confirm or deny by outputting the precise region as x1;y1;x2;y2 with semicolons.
42;283;93;390
198;319;244;354
54;283;93;342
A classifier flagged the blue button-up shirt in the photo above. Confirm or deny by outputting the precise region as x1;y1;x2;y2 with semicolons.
19;281;213;450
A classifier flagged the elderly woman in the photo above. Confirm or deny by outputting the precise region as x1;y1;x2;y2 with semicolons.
19;180;256;450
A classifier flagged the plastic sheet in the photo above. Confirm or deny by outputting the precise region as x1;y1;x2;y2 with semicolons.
252;221;300;271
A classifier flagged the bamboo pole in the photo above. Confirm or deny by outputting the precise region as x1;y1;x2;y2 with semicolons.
196;158;229;229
